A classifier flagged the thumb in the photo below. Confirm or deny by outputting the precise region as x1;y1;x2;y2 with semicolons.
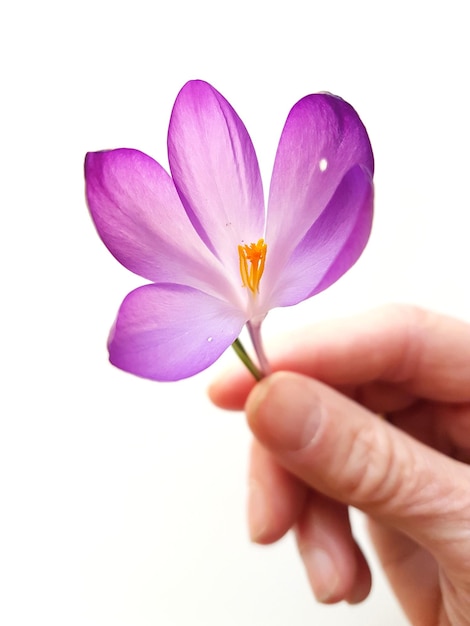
246;372;470;574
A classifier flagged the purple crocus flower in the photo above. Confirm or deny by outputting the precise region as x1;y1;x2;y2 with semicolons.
85;80;374;381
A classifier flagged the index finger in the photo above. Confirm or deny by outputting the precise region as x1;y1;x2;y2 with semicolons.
208;304;470;409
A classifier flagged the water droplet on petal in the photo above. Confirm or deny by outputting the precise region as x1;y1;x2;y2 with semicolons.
319;158;328;172
207;337;213;343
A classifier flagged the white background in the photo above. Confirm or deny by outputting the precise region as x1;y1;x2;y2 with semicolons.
1;1;469;624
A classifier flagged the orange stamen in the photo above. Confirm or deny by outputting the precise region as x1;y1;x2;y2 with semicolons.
238;238;267;294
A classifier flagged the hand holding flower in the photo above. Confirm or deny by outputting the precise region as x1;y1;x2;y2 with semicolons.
210;305;470;625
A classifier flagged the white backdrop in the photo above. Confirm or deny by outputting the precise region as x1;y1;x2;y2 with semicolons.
1;1;469;624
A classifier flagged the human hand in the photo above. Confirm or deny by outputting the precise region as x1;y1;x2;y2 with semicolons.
209;305;470;625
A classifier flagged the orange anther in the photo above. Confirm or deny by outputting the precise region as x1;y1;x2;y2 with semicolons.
238;238;267;294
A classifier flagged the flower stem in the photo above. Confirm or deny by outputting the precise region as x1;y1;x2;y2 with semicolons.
247;320;271;376
232;338;263;381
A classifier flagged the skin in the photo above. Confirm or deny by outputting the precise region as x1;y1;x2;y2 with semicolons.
208;305;470;626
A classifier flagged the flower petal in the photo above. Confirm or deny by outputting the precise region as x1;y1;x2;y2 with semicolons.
85;149;230;298
108;283;246;381
266;164;374;308
168;80;265;269
265;93;374;270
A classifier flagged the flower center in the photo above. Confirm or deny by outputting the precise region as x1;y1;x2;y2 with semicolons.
238;238;267;294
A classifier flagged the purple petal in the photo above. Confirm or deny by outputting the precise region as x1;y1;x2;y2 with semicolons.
266;164;373;308
265;93;374;271
85;149;230;297
108;283;246;381
168;80;265;271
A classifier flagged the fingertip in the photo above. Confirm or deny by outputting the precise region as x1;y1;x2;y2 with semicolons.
245;374;276;423
207;368;255;410
206;378;230;408
345;543;372;604
302;546;343;604
247;478;269;543
246;372;323;452
296;496;362;605
248;439;307;544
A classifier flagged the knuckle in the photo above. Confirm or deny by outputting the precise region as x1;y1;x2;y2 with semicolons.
337;420;470;530
337;421;410;512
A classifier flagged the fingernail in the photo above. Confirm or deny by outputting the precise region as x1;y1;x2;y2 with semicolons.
247;479;267;542
304;547;340;603
246;373;323;452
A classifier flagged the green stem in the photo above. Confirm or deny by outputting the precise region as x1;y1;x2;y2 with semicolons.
232;338;264;381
